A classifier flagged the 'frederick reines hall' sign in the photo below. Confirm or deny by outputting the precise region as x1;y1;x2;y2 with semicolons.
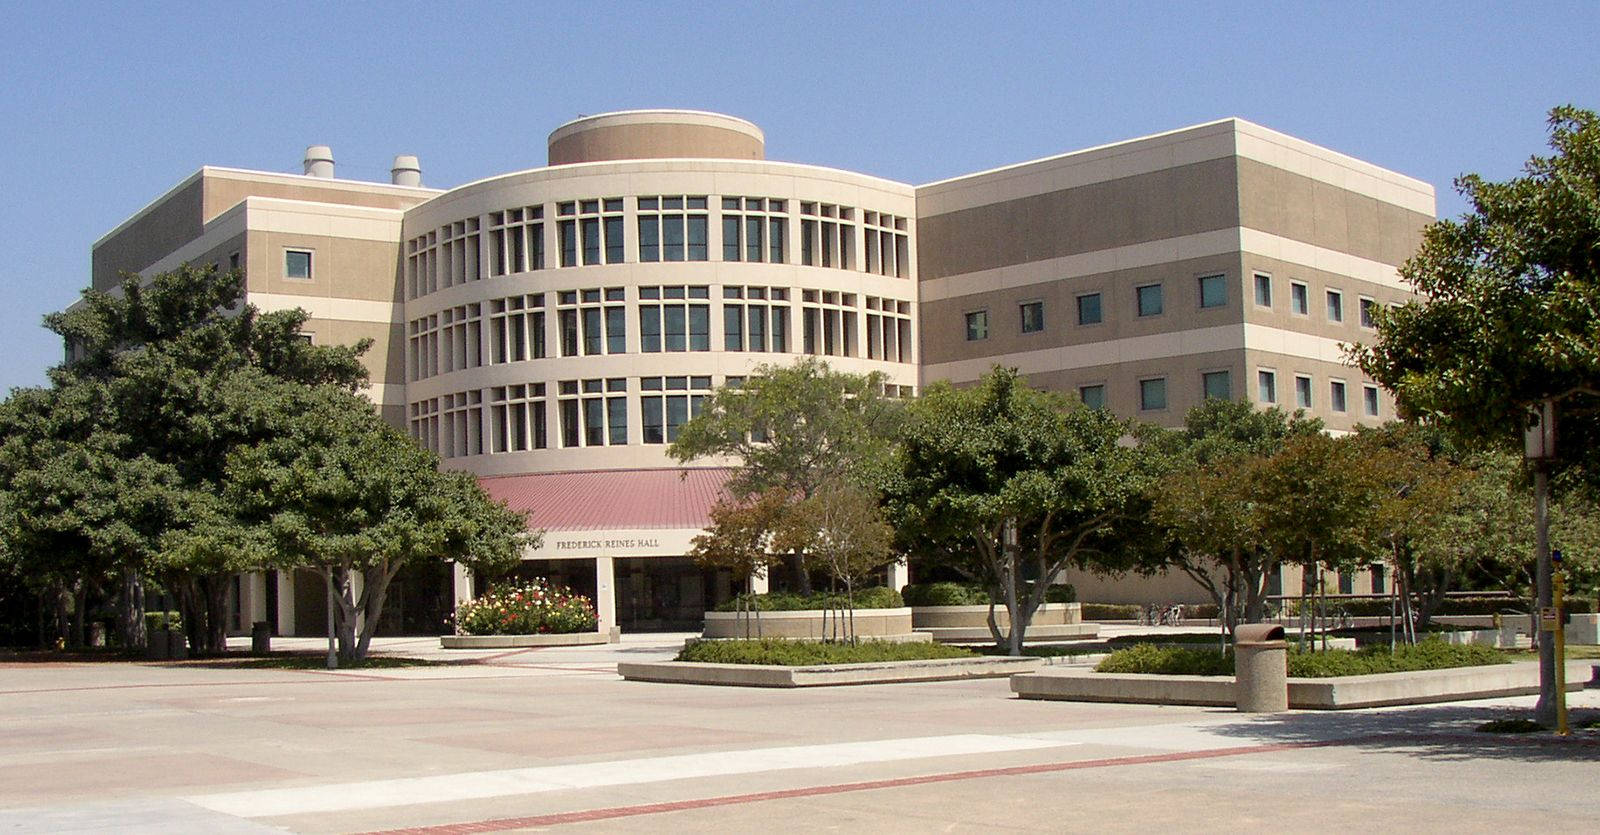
553;537;662;551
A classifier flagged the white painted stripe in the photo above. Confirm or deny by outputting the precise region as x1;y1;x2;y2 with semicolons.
922;323;1361;383
249;292;401;324
920;228;1408;304
184;733;1075;818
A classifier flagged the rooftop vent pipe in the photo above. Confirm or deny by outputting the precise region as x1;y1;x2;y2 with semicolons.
390;155;422;187
303;145;334;178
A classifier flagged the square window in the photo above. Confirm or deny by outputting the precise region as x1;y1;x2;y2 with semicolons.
1139;378;1167;411
1363;385;1380;417
1020;301;1044;334
1330;380;1348;413
1136;284;1163;317
1198;274;1226;309
1295;375;1313;408
1202;370;1231;401
285;249;312;279
1254;273;1272;307
1326;290;1344;322
1359;297;1376;328
1077;293;1102;325
1078;384;1106;410
965;310;989;341
1258;370;1277;403
1290;282;1308;315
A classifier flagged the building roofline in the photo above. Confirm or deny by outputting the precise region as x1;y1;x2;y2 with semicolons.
548;109;765;145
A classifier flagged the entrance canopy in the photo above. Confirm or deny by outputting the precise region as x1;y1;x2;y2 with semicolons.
478;467;734;532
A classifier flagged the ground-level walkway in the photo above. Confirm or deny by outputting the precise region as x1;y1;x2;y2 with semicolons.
0;635;1594;833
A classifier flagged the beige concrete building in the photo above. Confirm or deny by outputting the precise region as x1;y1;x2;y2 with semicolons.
88;110;1433;631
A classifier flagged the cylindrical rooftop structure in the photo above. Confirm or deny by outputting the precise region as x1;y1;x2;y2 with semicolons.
303;145;334;178
390;154;422;187
547;110;764;166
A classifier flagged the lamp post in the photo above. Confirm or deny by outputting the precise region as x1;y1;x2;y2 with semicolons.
1524;399;1556;726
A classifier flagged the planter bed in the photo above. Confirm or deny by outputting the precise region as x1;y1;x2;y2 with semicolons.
1011;660;1590;709
441;631;611;649
911;603;1097;644
701;607;919;641
619;655;1044;688
922;624;1101;644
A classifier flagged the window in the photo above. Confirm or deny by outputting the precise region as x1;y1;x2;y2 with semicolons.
965;310;989;341
641;375;712;444
1198;274;1226;309
229;252;240;272
1019;301;1044;334
637;196;709;262
1330;380;1348;413
1254;273;1272;307
556;287;626;356
1202;370;1231;401
432;391;482;459
1258;370;1278;403
638;286;711;352
801;291;858;357
489;384;547;453
1295;374;1313;408
864;296;912;362
721;197;787;264
1290;281;1308;315
484;209;537;280
723;286;792;353
1363;384;1380;417
1139;377;1167;411
556;199;623;267
558;378;628;447
284;249;312;280
799;202;855;269
486;294;545;366
1078;384;1106;410
1077;293;1102;325
862;210;910;277
1136;284;1163;317
1359;297;1376;328
1326;289;1344;322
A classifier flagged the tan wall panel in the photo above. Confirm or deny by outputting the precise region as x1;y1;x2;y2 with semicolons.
1015;349;1244;427
92;180;204;289
921;253;1244;365
1240;254;1415;343
203;177;427;222
1237;158;1431;266
1244;348;1391;433
548;123;763;166
299;318;404;387
246;231;401;303
915;158;1241;281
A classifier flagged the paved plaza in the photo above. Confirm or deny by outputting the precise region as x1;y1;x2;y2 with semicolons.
0;634;1596;833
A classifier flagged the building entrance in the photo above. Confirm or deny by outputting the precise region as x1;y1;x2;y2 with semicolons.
616;557;733;632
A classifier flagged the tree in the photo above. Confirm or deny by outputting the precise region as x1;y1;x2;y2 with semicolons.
670;358;901;592
886;368;1161;655
775;482;897;642
225;381;531;663
1146;399;1322;631
687;490;789;636
1351;106;1600;721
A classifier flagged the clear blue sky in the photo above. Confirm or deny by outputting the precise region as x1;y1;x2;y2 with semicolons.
1;1;1595;393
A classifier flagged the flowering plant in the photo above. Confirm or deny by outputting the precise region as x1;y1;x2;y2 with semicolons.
454;578;598;635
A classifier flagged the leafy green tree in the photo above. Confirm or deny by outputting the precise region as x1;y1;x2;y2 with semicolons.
671;357;901;592
224;382;531;662
886;368;1162;655
1147;400;1322;630
775;482;898;642
687;490;789;636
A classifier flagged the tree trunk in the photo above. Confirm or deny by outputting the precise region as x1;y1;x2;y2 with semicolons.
354;563;400;661
791;551;812;595
52;583;71;648
117;569;146;650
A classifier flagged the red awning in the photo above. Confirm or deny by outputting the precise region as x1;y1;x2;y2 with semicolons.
478;468;735;531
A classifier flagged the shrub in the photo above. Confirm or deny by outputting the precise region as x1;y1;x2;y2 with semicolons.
1094;639;1508;678
1284;595;1586;618
1082;603;1141;621
1044;584;1077;603
713;587;903;612
901;582;1075;606
454;579;597;635
144;611;182;634
677;638;974;665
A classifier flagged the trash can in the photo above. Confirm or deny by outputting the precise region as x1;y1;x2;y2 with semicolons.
1234;623;1288;713
251;621;272;655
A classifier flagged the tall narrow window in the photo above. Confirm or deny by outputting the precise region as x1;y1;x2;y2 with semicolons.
1258;370;1278;403
1359;297;1376;328
1330;380;1348;412
1020;301;1044;334
1291;281;1309;315
1254;273;1272;307
965;310;989;341
1326;290;1344;322
1295;374;1313;408
1363;384;1380;417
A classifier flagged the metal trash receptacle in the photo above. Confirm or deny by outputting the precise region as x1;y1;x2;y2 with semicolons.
1234;623;1288;713
251;621;272;655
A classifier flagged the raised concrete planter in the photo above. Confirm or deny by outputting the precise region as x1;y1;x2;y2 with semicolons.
619;655;1044;688
910;603;1098;643
701;607;919;641
1011;660;1590;710
1568;613;1599;645
440;631;611;649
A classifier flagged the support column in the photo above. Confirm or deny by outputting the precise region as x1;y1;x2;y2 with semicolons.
452;562;474;613
276;570;297;637
246;573;269;625
749;571;770;595
887;560;910;594
595;556;619;642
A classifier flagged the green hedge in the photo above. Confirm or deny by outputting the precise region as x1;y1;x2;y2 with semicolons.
677;638;975;665
144;611;182;634
1285;596;1595;617
1095;640;1509;678
1082;603;1141;620
713;587;903;612
900;583;1076;607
